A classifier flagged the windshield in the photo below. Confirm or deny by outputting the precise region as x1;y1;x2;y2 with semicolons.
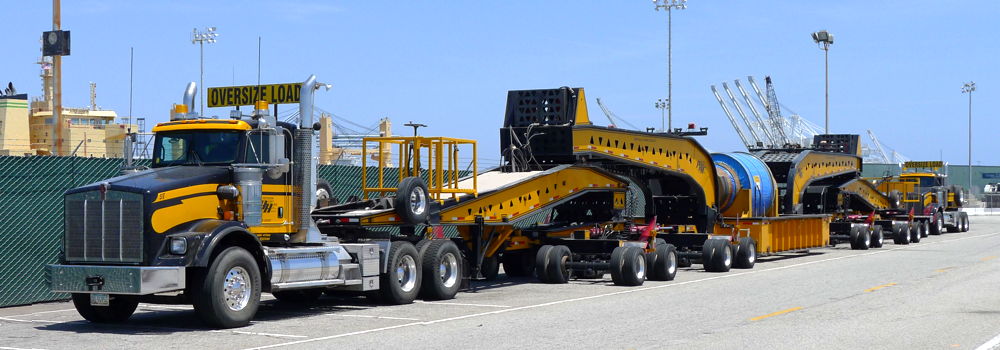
152;131;242;167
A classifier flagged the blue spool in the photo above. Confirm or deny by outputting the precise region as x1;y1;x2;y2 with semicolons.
712;152;776;217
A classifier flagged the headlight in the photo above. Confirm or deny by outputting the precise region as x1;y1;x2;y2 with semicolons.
169;237;187;255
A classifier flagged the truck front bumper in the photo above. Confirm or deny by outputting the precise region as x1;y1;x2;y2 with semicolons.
47;264;185;295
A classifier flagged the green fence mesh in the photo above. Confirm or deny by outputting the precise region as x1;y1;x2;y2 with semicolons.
0;156;450;307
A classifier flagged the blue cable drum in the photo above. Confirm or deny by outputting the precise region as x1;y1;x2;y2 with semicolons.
712;152;776;217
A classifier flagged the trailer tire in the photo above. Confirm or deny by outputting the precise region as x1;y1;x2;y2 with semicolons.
481;253;500;281
534;245;554;283
849;226;870;250
71;293;138;323
419;240;461;300
316;179;334;208
870;226;884;248
909;223;921;243
545;245;572;284
395;177;430;225
920;220;929;238
272;289;324;303
733;237;757;269
648;244;678;281
892;223;909;245
703;239;733;273
380;241;422;304
192;246;262;328
611;246;646;286
929;212;943;235
501;250;534;277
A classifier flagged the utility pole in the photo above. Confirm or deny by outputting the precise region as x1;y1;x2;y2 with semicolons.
654;99;667;132
654;0;687;132
811;30;834;134
191;27;218;117
962;81;976;195
52;0;62;154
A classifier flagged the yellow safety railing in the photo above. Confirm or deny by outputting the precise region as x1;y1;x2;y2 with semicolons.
361;136;478;202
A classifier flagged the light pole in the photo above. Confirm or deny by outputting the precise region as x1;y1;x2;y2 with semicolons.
654;0;687;132
962;81;976;195
655;99;667;132
192;27;218;117
811;30;834;134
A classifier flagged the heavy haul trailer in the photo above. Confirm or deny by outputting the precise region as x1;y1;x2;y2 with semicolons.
46;76;454;328
755;134;919;249
871;161;970;234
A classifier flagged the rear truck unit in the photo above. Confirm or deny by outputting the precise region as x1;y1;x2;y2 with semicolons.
317;87;834;288
47;75;444;328
754;134;920;249
870;161;970;234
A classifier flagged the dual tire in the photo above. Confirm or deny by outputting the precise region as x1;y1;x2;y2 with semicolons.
869;226;884;248
647;244;679;281
702;239;733;273
849;225;871;250
892;223;910;245
418;240;461;300
929;212;943;235
732;237;757;269
610;246;646;286
535;245;572;284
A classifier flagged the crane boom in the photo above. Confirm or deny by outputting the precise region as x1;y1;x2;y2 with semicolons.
763;76;790;145
721;82;762;145
711;85;751;149
734;79;776;146
866;129;892;163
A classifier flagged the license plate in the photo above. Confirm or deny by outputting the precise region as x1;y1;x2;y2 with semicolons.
90;293;110;307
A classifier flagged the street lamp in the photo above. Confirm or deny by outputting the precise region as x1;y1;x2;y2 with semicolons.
654;0;687;132
654;99;668;132
811;30;834;134
962;81;976;195
192;27;218;117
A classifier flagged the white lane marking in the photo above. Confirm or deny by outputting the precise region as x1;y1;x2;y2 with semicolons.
335;314;421;321
138;304;194;311
0;317;60;324
0;346;50;350
246;231;1000;350
414;301;510;308
210;330;308;339
3;308;77;318
975;332;1000;350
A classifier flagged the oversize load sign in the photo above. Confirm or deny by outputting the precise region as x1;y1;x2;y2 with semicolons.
207;83;301;107
903;161;944;169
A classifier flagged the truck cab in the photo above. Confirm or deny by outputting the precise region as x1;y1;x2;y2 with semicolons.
873;161;970;234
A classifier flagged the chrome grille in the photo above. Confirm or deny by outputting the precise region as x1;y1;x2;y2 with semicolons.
64;190;144;263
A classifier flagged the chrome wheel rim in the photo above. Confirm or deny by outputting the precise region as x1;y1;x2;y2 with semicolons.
863;231;871;247
723;246;732;267
316;188;330;204
223;266;251;311
667;251;677;274
409;187;427;216
747;244;757;263
439;252;459;288
635;254;646;279
397;255;418;292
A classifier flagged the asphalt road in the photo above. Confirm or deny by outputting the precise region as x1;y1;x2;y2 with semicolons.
3;217;1000;350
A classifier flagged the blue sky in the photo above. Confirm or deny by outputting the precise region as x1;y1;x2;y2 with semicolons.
2;1;996;166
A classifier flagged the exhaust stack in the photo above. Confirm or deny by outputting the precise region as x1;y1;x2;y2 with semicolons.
293;75;329;243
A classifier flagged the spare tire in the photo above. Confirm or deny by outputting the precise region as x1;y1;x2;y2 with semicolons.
395;177;430;225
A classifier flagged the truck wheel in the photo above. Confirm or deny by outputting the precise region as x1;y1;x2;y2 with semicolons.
611;246;646;286
544;245;572;284
272;289;324;303
929;213;943;235
534;245;554;283
481;253;500;281
501;250;534;277
380;241;422;304
733;237;757;269
395;177;430;225
892;223;909;245
961;212;970;232
649;244;678;281
870;226;884;248
849;226;870;250
703;239;733;273
909;224;921;243
316;179;334;208
419;240;460;300
920;221;929;238
192;246;262;328
71;293;138;323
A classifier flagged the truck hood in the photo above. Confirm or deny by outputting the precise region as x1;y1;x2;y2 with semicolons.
65;166;232;196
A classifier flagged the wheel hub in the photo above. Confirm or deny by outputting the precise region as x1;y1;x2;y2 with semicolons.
409;188;427;215
439;252;459;288
223;266;251;311
397;255;418;292
635;254;646;279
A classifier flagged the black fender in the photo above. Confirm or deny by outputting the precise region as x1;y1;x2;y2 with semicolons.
158;219;271;287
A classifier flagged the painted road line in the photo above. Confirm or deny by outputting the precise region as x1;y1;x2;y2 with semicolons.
749;307;803;322
0;317;61;324
864;283;897;293
210;330;308;339
0;346;50;350
981;256;997;262
414;301;511;308
975;331;1000;350
3;308;78;318
336;314;421;321
245;231;1000;350
935;267;955;273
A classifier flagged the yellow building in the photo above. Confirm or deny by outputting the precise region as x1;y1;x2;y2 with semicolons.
0;93;33;156
26;58;134;157
318;114;393;166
